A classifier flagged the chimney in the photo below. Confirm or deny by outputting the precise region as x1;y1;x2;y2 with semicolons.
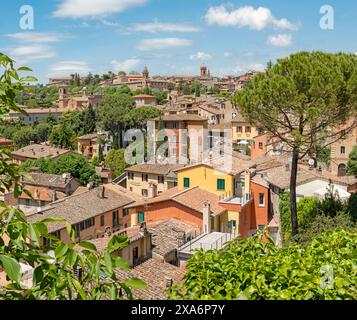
98;186;105;198
165;277;173;290
51;190;57;202
202;201;211;234
147;182;158;198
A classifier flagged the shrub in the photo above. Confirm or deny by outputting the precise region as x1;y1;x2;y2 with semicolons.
170;229;357;300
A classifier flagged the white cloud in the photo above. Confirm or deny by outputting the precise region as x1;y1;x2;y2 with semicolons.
111;59;142;72
137;38;192;51
267;34;292;47
205;5;299;31
3;45;57;64
7;32;68;43
224;52;233;57
189;52;212;61
131;20;200;33
53;0;148;18
49;61;92;75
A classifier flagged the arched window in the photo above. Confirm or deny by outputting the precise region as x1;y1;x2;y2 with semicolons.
338;163;347;177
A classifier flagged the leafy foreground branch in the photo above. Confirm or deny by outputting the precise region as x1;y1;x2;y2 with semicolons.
170;229;357;300
0;206;147;300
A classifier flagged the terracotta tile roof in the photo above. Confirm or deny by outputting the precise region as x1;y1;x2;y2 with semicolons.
27;186;135;233
12;144;71;160
87;225;145;254
126;186;226;216
125;163;184;176
115;258;186;300
77;134;97;140
173;187;226;216
147;219;200;258
23;172;75;189
197;104;222;115
154;114;207;122
175;154;254;176
133;94;156;99
19;186;66;202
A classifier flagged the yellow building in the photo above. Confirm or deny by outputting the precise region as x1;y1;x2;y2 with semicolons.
231;114;263;144
126;163;184;197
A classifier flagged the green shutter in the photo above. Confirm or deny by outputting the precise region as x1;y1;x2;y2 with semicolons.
183;178;190;188
138;212;145;224
217;179;225;190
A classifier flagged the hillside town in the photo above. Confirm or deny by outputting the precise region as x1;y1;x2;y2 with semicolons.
1;61;357;299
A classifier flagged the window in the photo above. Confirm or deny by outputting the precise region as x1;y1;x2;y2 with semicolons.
52;230;61;240
142;189;148;197
158;176;165;184
128;172;134;180
341;130;346;140
183;178;190;188
341;146;346;154
228;220;237;230
258;224;265;231
25;199;30;206
217;179;225;191
245;126;251;133
258;193;265;207
133;247;139;261
112;210;119;227
123;208;129;217
259;142;263;149
142;174;148;182
236;126;242;133
100;215;105;227
173;122;178;129
138;212;145;224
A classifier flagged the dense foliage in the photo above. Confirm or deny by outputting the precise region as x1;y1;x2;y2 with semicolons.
170;229;357;300
347;145;357;176
0;53;146;299
21;154;100;186
105;149;127;178
280;185;357;245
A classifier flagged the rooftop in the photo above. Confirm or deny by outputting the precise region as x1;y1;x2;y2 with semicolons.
77;134;97;140
154;114;207;122
125;163;184;176
27;186;135;233
126;186;226;217
115;258;185;300
23;172;75;189
19;186;66;202
12;144;72;160
148;219;201;257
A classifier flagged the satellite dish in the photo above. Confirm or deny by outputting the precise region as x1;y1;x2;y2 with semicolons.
308;158;315;167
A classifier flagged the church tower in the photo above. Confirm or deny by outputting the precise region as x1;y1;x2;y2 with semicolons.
200;64;208;78
58;85;69;108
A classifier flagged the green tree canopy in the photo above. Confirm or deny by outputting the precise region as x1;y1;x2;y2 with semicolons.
347;145;357;176
105;149;126;178
96;93;134;149
235;52;357;236
49;123;77;150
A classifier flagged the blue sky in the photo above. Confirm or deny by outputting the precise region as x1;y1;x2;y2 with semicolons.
0;0;356;83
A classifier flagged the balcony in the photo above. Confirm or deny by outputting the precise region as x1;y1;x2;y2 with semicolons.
220;193;251;208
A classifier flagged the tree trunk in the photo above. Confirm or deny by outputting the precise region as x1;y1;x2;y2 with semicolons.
290;148;299;237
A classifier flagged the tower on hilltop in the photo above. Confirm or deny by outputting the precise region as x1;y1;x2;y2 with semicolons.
200;64;208;78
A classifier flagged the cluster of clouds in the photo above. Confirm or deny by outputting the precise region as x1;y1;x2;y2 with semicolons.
4;1;302;77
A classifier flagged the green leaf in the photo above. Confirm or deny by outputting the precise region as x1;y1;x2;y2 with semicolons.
0;255;21;283
78;241;97;252
104;251;113;274
29;224;41;245
112;256;130;272
55;243;69;259
124;278;148;289
17;67;32;72
72;278;87;300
